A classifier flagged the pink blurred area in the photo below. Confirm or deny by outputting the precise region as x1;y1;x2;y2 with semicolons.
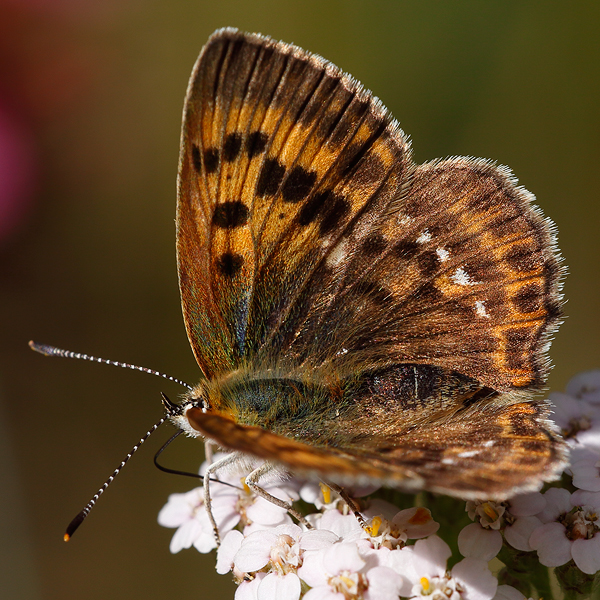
0;102;36;242
0;0;120;243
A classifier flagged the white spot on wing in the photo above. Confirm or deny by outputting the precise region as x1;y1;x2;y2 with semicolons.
457;450;480;458
475;300;490;318
416;230;432;244
436;247;450;262
452;267;479;286
327;239;349;267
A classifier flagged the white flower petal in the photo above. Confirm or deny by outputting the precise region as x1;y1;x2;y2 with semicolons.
299;529;339;550
363;498;402;521
216;530;244;574
411;535;451;577
537;488;572;522
363;568;402;598
451;558;498;600
257;572;301;600
576;428;600;452
243;517;291;536
234;530;278;572
566;370;600;401
571;533;600;574
571;489;600;508
508;492;546;517
323;542;365;575
235;573;265;600
458;523;502;560
317;509;362;538
364;566;405;600
571;457;600;492
246;495;291;524
550;392;586;428
529;522;572;567
297;549;328;588
157;490;201;527
358;541;392;570
303;587;343;600
393;506;439;539
492;584;526;600
386;546;417;589
192;529;220;554
504;516;542;551
169;519;204;553
299;482;322;505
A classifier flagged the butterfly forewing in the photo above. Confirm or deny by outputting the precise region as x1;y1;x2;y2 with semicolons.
177;28;411;376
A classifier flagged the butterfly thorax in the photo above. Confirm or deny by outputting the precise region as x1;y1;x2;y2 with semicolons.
178;368;339;434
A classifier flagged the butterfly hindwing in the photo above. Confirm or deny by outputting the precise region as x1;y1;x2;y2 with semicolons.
186;393;566;499
277;158;563;392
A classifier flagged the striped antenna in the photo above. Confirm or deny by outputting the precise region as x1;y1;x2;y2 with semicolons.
29;342;196;539
29;341;192;390
64;414;171;541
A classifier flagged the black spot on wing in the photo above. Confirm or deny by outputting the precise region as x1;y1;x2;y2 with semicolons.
246;131;268;158
282;166;317;203
417;251;440;278
204;148;219;174
257;158;286;197
223;133;242;162
505;327;536;371
362;233;387;256
319;193;350;236
191;145;201;172
217;252;244;277
297;190;328;226
513;283;543;314
504;244;542;273
338;120;388;178
393;240;419;260
416;282;442;302
213;201;249;228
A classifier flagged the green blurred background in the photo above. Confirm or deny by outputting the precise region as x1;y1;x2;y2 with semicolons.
1;1;598;599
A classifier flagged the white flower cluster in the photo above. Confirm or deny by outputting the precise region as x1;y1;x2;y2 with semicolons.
158;371;600;599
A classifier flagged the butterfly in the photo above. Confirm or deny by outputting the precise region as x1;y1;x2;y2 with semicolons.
170;27;567;531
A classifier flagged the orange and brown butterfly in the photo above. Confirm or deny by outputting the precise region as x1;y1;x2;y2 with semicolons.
172;27;568;513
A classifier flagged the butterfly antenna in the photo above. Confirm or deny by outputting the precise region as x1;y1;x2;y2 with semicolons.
29;341;192;390
64;409;176;541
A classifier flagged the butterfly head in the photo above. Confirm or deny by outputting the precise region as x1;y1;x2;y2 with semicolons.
166;382;211;439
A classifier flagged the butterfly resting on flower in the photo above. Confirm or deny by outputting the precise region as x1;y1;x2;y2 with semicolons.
169;28;567;539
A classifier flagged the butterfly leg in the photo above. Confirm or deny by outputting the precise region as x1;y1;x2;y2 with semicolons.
204;439;216;465
326;481;366;529
245;463;313;529
203;451;241;545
